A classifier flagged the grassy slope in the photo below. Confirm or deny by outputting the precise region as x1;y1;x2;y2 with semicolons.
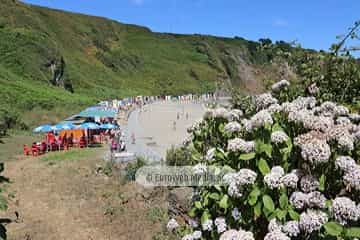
0;0;286;126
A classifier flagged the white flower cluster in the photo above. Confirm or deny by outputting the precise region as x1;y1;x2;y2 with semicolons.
271;79;290;93
330;197;360;225
299;139;331;165
264;167;300;190
255;93;278;110
249;110;273;129
271;130;289;144
267;219;300;238
215;217;227;233
289;191;326;209
227;109;244;121
287;108;313;124
204;107;229;120
167;218;179;232
281;171;300;188
336;116;351;126
213;107;229;119
223;169;257;198
300;175;320;193
205;148;216;161
315;101;349;118
299;210;328;233
268;219;282;232
303;116;334;132
335;156;357;172
282;96;317;113
182;231;202;240
267;103;283;114
227;138;255;153
343;167;360;190
349;113;360;123
187;119;203;133
264;230;290;240
264;166;285;189
224;121;242;134
219;229;254;240
335;156;360;190
282;221;301;237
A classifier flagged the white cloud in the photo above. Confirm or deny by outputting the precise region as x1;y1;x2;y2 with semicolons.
273;19;288;27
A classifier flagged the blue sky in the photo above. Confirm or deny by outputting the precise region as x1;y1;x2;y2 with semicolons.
22;0;360;51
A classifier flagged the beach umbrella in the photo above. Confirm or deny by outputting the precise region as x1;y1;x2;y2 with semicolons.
100;123;118;129
79;122;100;147
33;124;53;133
52;122;77;131
79;122;100;129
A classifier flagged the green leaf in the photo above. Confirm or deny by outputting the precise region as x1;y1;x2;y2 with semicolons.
256;141;272;158
248;187;261;206
209;193;220;200
319;174;326;192
276;209;287;220
324;222;344;236
272;123;283;132
258;158;271;175
239;152;256;161
218;123;225;133
262;195;275;212
195;201;202;209
262;205;272;218
254;201;262;217
188;207;196;217
200;210;211;224
219;195;229;210
288;209;300;220
214;185;222;192
279;193;288;209
345;227;360;237
203;195;209;206
325;200;332;208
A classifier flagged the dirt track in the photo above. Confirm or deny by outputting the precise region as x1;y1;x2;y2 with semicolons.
1;149;168;240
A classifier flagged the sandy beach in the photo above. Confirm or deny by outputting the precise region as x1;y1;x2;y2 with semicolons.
124;101;205;160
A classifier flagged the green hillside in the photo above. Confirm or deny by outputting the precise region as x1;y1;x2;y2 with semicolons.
0;0;295;127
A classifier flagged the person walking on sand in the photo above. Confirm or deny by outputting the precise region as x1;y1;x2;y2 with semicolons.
131;133;136;144
173;120;176;131
177;112;180;120
186;112;189;120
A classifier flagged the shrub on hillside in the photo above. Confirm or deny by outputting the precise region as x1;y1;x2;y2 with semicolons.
168;81;360;240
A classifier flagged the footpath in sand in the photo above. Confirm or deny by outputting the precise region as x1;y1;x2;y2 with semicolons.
124;101;205;161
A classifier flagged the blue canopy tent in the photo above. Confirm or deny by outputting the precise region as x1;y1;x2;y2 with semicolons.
33;124;53;133
76;110;116;118
79;122;100;129
100;123;118;129
51;122;77;131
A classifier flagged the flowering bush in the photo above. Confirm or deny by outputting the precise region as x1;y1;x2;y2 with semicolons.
169;81;360;239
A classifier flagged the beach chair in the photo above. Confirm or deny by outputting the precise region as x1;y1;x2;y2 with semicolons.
79;139;86;148
31;144;39;156
23;145;31;156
